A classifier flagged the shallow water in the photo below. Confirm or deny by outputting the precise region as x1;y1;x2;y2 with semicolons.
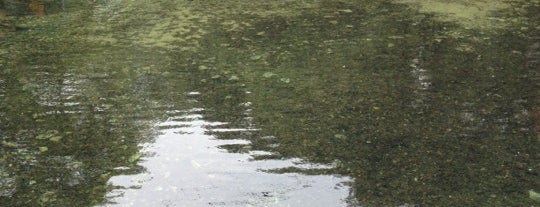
1;0;539;206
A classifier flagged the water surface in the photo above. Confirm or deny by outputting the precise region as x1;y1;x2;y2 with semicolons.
1;0;539;206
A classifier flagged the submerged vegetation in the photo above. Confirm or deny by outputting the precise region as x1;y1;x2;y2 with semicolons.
1;0;539;206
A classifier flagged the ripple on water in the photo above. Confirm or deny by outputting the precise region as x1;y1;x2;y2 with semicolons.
104;92;356;207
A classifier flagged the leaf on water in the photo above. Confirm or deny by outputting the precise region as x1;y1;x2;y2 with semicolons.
456;44;474;52
128;153;143;163
338;9;353;13
229;75;240;81
334;134;347;139
68;161;83;168
263;72;277;78
530;190;540;202
24;154;33;160
2;141;18;148
279;78;290;83
36;134;48;140
39;146;48;152
211;75;221;79
198;65;208;71
36;130;60;140
49;136;62;142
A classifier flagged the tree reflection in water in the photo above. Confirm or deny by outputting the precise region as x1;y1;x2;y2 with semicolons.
0;0;539;206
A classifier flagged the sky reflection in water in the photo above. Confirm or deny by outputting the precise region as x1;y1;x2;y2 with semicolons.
105;97;354;207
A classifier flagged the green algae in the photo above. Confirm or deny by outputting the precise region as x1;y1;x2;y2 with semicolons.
395;0;511;29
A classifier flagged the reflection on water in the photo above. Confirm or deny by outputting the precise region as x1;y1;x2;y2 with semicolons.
105;93;354;206
1;0;539;206
409;46;431;109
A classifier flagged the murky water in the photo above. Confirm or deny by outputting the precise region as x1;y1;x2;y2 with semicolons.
1;0;539;206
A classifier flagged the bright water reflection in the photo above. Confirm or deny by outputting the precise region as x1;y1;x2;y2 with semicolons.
104;94;354;207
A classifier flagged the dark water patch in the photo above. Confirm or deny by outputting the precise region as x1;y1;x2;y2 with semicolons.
189;1;540;206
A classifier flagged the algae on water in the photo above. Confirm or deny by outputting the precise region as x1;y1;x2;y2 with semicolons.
395;0;511;29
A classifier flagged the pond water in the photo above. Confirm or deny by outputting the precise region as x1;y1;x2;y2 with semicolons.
1;0;539;206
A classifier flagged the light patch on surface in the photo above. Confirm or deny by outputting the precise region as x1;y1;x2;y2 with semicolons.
85;0;209;51
83;0;321;51
104;93;355;207
395;0;510;29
